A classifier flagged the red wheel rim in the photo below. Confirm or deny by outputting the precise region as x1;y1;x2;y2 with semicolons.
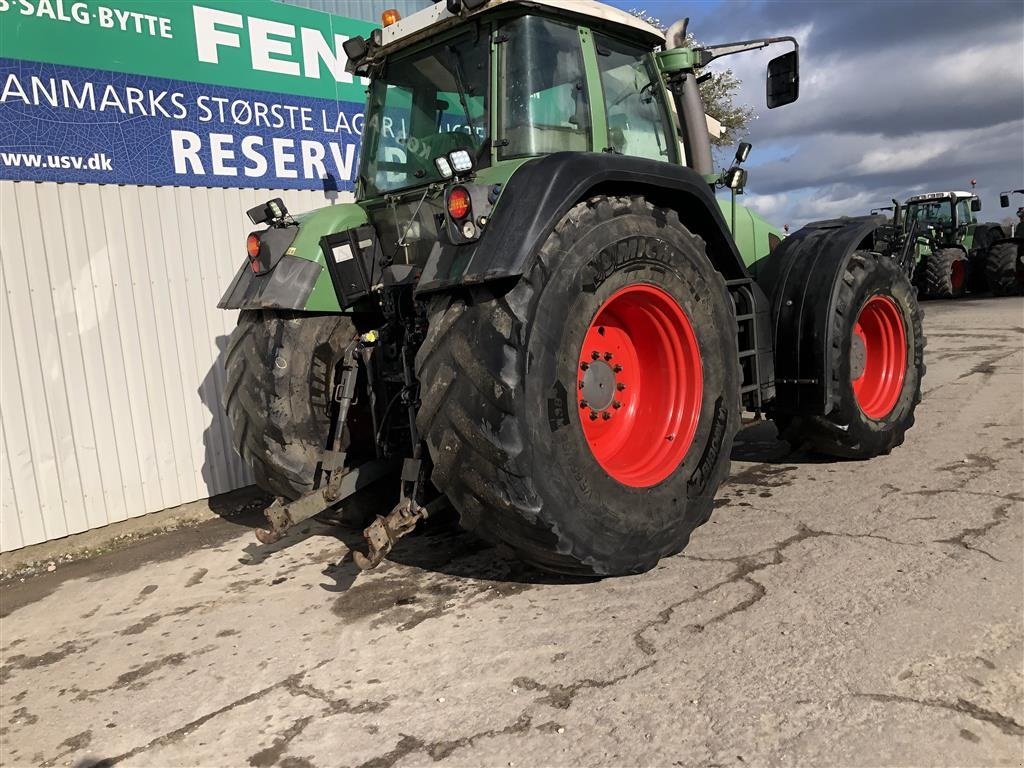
951;259;966;291
576;284;702;488
851;295;907;419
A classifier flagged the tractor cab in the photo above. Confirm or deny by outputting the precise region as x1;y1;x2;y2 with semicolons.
336;0;799;274
902;191;980;242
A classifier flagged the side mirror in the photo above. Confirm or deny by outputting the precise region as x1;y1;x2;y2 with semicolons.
767;51;799;108
970;198;981;212
734;141;752;164
1000;193;1010;208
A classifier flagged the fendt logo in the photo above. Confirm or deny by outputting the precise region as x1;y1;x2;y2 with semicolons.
193;5;362;85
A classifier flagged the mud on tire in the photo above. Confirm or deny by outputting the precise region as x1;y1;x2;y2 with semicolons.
415;196;741;576
224;311;361;499
775;252;925;459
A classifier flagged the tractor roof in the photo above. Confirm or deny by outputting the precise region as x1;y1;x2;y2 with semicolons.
381;0;665;51
905;191;977;203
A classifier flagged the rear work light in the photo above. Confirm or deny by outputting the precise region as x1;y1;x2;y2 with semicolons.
447;186;471;220
246;233;261;272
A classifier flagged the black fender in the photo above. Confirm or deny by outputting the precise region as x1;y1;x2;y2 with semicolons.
416;152;748;295
754;216;882;416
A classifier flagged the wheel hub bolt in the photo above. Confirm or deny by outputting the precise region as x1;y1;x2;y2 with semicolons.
580;362;589;371
612;400;621;409
589;411;599;421
617;382;626;391
613;364;622;373
579;400;589;409
604;352;613;361
602;412;612;420
591;351;601;360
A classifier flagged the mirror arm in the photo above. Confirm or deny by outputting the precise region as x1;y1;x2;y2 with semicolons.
695;36;798;66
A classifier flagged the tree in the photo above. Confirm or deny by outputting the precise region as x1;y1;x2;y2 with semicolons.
629;9;755;148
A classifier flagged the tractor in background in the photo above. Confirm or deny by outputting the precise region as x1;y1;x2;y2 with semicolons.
898;190;1001;299
217;0;925;576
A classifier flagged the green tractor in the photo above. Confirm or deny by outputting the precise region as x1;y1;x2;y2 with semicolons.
984;189;1024;295
218;0;925;576
896;190;1002;298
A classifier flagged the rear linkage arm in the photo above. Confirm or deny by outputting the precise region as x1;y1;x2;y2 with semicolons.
255;308;447;570
352;324;443;570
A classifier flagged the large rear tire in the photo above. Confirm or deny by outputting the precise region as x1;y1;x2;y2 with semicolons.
923;247;968;298
967;225;1002;293
775;252;925;459
224;311;362;499
415;196;741;576
985;241;1023;296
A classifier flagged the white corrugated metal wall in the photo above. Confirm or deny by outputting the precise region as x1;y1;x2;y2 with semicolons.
0;181;351;552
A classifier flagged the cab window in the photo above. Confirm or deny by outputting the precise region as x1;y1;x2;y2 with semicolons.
499;16;591;159
360;31;488;196
594;34;672;162
955;199;972;224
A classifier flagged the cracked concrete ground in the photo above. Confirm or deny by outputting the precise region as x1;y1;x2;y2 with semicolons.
2;297;1022;768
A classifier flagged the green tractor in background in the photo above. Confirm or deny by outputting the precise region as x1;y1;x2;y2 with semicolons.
985;189;1024;295
218;0;925;576
897;190;1002;299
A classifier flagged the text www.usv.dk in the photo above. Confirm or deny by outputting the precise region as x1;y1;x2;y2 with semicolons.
0;152;113;171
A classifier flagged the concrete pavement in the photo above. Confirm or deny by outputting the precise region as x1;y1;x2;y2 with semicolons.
2;297;1022;767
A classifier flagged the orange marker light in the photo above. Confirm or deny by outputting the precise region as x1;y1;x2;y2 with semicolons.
246;233;261;259
382;9;401;26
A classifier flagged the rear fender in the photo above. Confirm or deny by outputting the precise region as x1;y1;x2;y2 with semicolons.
218;203;369;312
754;216;881;416
417;152;749;295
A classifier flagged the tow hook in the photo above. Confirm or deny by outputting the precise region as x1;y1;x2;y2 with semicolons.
352;495;450;570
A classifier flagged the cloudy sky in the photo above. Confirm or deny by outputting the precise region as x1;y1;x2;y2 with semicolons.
609;0;1024;229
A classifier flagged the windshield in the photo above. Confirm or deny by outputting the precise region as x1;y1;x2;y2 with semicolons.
360;32;489;197
905;200;953;228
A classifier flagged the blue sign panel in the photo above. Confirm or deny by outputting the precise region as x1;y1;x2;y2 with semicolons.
0;58;365;190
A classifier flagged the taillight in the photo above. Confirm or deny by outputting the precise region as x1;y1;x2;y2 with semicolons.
447;186;471;220
246;233;262;273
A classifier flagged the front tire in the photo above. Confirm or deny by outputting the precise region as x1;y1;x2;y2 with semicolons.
923;247;967;298
775;252;925;459
415;196;741;576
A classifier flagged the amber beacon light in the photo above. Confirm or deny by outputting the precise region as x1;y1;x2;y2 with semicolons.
382;9;401;26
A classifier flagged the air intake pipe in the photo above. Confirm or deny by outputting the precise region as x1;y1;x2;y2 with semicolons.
665;18;713;177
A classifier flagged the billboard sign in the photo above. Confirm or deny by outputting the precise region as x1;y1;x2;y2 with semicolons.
0;0;373;190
